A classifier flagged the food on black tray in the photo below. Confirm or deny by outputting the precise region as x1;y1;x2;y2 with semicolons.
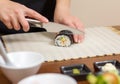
101;63;117;72
72;68;80;75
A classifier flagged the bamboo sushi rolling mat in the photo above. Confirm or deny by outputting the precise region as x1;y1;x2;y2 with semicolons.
1;27;120;62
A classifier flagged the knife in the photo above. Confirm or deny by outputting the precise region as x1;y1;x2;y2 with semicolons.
26;18;84;35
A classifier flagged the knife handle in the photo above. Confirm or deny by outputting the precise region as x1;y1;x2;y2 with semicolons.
26;18;43;28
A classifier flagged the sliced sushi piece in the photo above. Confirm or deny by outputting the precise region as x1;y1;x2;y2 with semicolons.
54;30;74;47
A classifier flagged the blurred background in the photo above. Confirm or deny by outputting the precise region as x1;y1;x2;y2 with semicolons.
71;0;120;27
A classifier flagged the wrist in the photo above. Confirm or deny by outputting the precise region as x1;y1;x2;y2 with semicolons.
54;9;71;23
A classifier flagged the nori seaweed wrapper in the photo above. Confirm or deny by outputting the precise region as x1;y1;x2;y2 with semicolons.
59;30;74;44
54;30;74;47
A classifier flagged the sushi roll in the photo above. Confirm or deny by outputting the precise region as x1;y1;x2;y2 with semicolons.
54;30;74;47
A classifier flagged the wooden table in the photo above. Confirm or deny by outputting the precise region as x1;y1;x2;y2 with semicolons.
1;26;120;84
1;54;120;84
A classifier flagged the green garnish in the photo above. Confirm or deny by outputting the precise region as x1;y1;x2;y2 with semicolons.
72;68;80;74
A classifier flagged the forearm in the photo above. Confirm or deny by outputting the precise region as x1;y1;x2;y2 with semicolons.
0;0;10;1
55;0;71;13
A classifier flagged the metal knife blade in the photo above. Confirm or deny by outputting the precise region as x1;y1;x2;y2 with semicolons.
26;18;84;35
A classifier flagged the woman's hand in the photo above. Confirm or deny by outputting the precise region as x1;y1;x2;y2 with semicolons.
0;0;48;31
54;0;84;43
54;13;84;43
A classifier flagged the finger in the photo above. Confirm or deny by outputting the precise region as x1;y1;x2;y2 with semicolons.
0;14;13;29
74;33;84;43
66;22;79;43
81;35;85;42
62;21;81;43
78;34;85;43
17;12;29;32
25;8;48;23
4;21;13;29
73;34;79;43
73;21;85;43
10;14;20;31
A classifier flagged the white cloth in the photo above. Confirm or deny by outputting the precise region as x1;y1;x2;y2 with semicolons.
2;27;120;61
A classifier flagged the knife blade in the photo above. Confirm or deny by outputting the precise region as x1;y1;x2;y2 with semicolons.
26;18;84;35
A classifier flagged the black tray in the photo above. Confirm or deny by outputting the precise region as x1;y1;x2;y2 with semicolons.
94;60;120;72
60;64;91;81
